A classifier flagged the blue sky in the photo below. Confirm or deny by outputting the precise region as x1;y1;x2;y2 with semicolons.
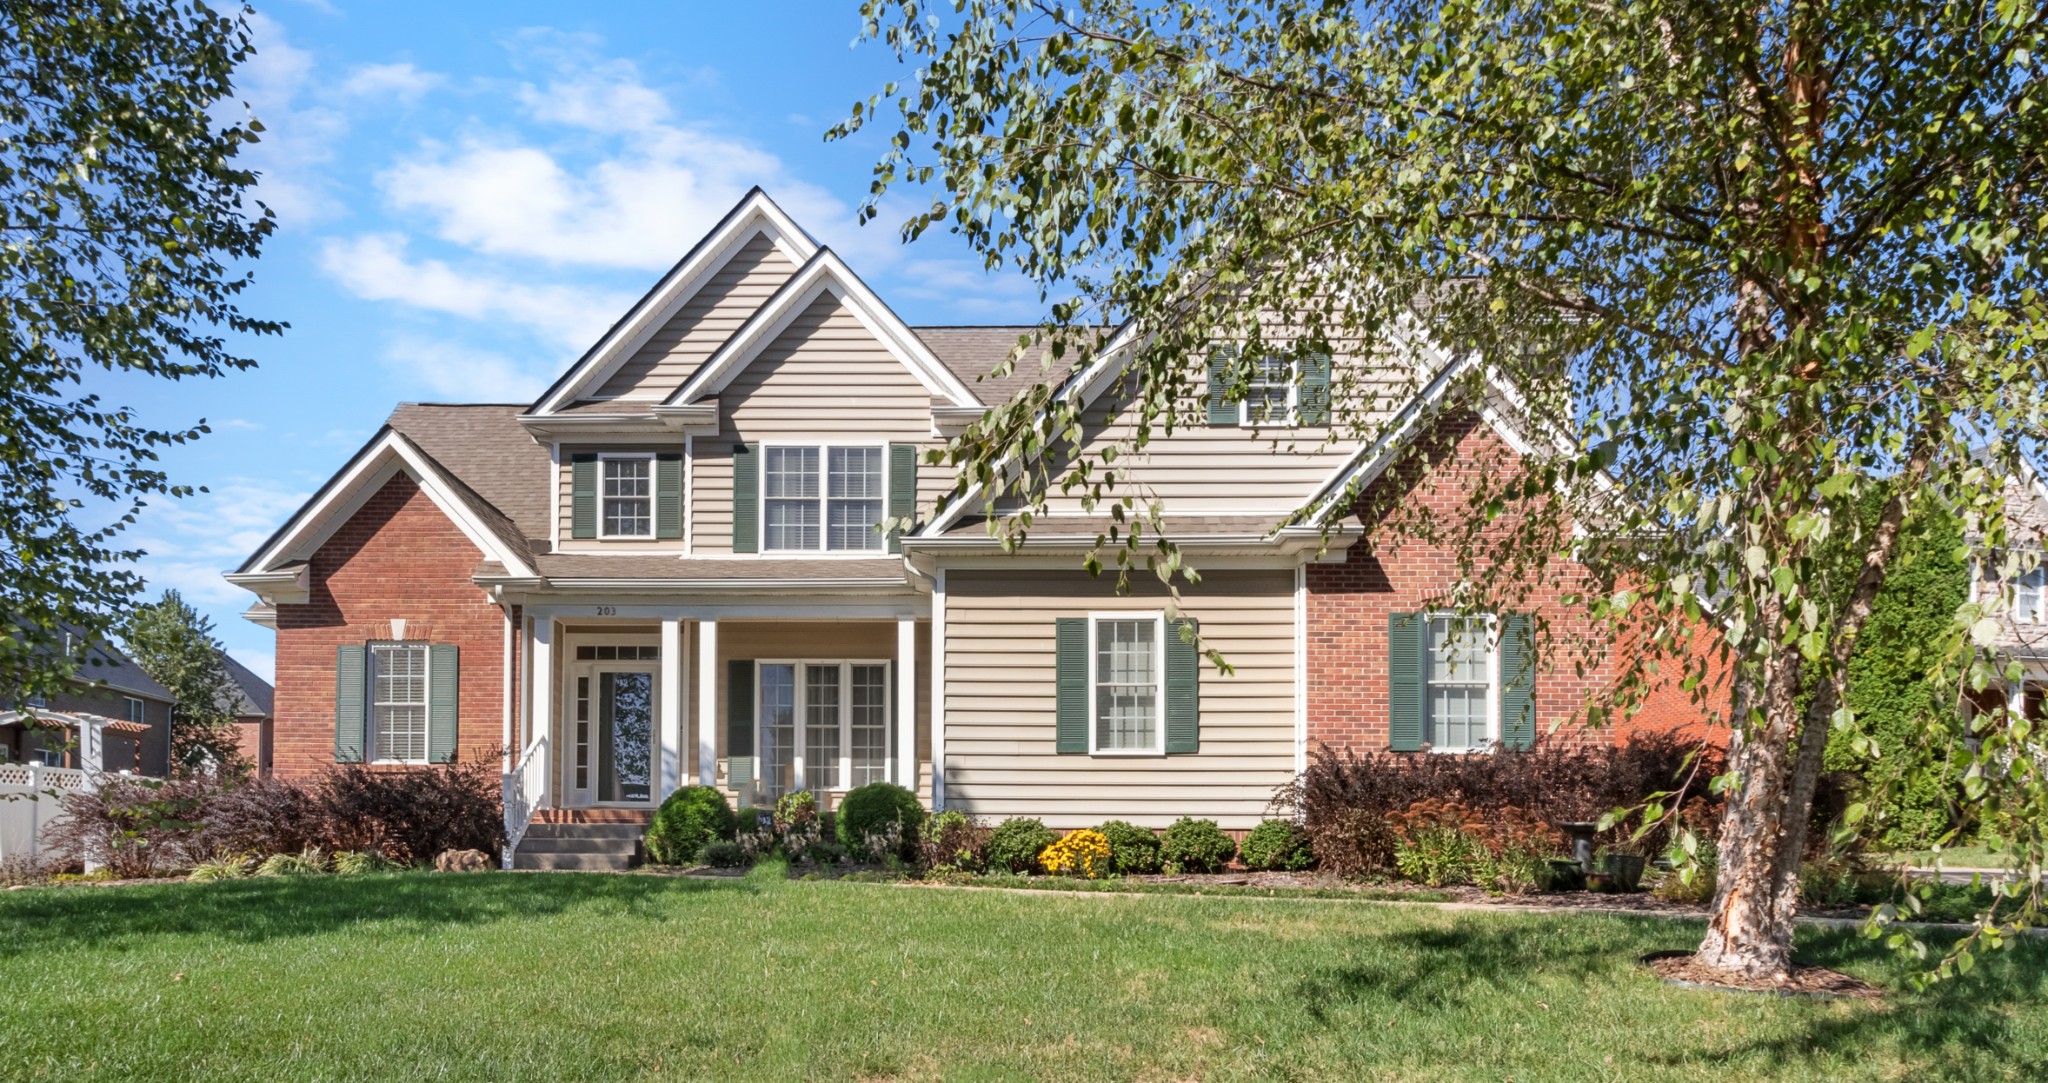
118;1;1045;682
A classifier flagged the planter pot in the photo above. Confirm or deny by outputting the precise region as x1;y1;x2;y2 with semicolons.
1586;871;1617;893
1544;858;1586;892
1601;855;1647;892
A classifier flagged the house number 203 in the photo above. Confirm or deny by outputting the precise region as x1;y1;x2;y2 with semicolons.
595;606;616;617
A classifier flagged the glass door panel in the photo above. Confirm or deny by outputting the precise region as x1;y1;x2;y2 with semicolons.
849;664;890;787
598;671;654;803
804;664;843;791
759;664;797;801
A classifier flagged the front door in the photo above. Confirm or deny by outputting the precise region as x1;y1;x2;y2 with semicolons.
568;660;657;806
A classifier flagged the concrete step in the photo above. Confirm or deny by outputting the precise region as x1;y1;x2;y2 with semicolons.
521;822;646;840
517;836;641;855
512;850;639;872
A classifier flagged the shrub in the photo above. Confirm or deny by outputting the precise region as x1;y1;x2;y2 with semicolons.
1096;820;1162;875
1160;817;1237;873
1307;808;1398;878
1240;819;1315;872
1394;824;1486;887
986;817;1060;874
835;782;925;859
187;853;255;881
645;785;737;866
773;790;819;830
332;850;400;875
1654;834;1720;903
1040;829;1114;878
196;775;320;858
255;848;328;876
918;810;990;873
45;774;212;878
315;760;503;864
696;839;748;868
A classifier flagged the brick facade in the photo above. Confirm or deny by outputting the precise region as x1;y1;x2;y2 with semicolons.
1307;411;1719;754
272;473;511;777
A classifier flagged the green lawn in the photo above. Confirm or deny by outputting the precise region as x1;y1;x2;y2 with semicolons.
1877;843;2020;869
1;872;2043;1082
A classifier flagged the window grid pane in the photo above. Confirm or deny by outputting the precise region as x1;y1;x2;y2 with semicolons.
759;665;797;801
1093;620;1159;751
601;458;653;537
765;501;821;551
763;447;819;499
1426;617;1491;750
804;665;842;791
371;644;429;763
1244;356;1294;423
827;499;883;551
849;664;890;786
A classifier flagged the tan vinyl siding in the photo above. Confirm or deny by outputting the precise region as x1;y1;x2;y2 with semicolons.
691;293;947;554
554;444;685;551
942;568;1297;828
593;232;798;400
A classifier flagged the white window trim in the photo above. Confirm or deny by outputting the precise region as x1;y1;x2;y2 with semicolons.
1239;355;1300;428
368;641;432;766
1422;611;1499;755
1087;611;1168;757
758;440;891;556
596;452;657;540
753;658;893;792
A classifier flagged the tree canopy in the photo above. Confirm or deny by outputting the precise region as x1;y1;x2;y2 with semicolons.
839;0;2047;980
122;589;246;776
0;0;279;698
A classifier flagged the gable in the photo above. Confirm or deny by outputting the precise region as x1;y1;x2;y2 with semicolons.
722;293;938;433
590;231;797;401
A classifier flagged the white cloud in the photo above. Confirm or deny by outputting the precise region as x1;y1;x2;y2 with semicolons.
380;336;557;400
128;478;314;606
317;232;633;349
339;61;445;103
233;12;348;223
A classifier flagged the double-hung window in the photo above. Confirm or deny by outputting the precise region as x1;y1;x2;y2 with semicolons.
369;643;429;763
1426;616;1494;751
1241;354;1297;425
763;445;885;552
2016;564;2045;624
600;455;653;538
124;697;145;725
1091;615;1164;754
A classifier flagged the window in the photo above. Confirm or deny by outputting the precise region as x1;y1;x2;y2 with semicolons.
2016;565;2045;624
575;645;659;661
24;691;45;709
755;660;891;797
1091;616;1163;754
369;643;429;763
1241;355;1296;425
1426;616;1494;751
600;455;653;538
763;445;885;552
124;697;145;725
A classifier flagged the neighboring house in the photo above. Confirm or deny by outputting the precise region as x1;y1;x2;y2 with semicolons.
226;190;1717;867
1970;462;2048;723
0;629;174;777
218;651;276;776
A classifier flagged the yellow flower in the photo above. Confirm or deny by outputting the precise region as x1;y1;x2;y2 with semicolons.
1041;829;1113;879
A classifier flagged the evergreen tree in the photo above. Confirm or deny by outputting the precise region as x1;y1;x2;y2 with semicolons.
122;590;246;776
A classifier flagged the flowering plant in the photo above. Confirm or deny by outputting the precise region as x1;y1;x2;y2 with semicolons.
1039;828;1113;879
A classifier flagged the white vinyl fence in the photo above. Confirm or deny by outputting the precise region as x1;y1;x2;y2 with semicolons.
0;763;90;864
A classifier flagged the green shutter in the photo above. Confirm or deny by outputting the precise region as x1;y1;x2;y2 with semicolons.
726;660;755;787
1299;351;1332;425
1205;345;1240;426
887;443;917;554
1055;617;1088;754
731;443;760;554
335;644;367;763
1388;614;1425;752
570;453;597;539
427;644;459;763
1499;613;1536;750
1165;618;1200;754
655;451;684;540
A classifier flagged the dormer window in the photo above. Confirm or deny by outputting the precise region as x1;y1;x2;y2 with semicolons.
600;454;653;538
764;444;884;552
1242;355;1297;425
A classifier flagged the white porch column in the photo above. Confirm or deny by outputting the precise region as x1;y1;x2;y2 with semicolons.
78;718;104;779
530;616;554;806
896;616;917;792
931;569;947;811
660;617;683;799
697;618;719;787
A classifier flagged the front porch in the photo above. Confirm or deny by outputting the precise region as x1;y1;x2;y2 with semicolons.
503;603;931;863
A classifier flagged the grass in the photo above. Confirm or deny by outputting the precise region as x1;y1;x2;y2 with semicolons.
946;871;1456;903
1;872;2044;1082
1875;843;2020;869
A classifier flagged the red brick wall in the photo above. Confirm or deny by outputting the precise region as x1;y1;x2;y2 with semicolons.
1307;412;1718;754
272;473;511;777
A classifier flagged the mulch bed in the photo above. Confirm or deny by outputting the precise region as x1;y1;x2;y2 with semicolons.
1642;950;1883;999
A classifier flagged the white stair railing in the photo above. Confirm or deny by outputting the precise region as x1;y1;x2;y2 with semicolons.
501;734;549;869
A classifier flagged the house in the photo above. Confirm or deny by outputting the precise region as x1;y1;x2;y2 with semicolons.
1970;462;2048;722
218;651;276;775
0;628;175;777
226;190;1715;868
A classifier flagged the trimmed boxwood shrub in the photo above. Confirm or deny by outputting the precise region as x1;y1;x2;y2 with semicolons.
645;785;737;865
1240;818;1315;871
836;782;926;859
1160;816;1237;873
986;817;1060;874
1096;820;1162;875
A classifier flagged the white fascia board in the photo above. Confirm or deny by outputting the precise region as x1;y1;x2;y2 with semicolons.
531;191;819;415
239;431;537;580
665;249;980;409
